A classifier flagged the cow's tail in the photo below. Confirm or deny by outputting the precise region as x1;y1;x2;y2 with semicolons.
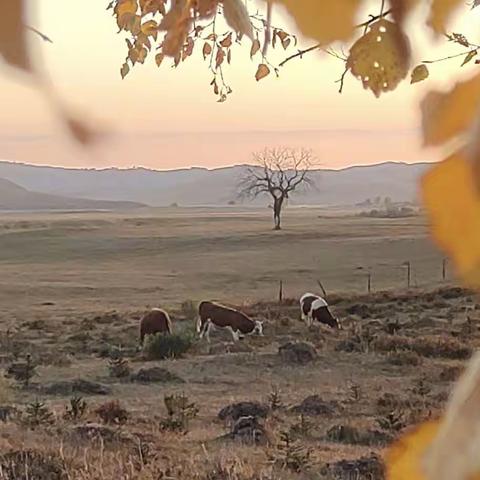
196;315;202;333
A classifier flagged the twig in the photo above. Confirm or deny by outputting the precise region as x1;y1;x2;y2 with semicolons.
422;48;478;64
25;25;53;43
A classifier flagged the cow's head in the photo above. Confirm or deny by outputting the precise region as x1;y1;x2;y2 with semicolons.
253;320;264;336
323;314;341;330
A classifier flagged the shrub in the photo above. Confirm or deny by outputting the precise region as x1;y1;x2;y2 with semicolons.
180;300;197;320
23;401;54;429
64;396;88;421
160;393;199;433
143;331;193;360
95;400;128;425
272;431;312;473
107;356;131;378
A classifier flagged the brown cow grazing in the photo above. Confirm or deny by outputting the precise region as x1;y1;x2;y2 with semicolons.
139;308;172;345
196;301;263;342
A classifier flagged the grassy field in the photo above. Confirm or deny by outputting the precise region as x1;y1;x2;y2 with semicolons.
0;207;475;479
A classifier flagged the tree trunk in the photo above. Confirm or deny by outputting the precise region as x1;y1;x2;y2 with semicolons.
273;196;283;230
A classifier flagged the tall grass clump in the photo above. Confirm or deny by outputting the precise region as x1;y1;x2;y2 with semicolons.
143;331;193;360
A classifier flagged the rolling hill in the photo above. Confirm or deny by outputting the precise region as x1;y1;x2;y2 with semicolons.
0;177;145;211
0;160;432;207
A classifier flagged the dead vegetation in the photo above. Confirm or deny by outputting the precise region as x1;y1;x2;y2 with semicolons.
0;285;477;479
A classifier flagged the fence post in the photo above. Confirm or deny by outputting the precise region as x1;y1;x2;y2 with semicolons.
442;258;447;281
367;272;371;293
278;280;283;304
406;261;411;288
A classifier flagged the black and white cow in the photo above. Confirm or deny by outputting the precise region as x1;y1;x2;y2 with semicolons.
300;293;340;329
197;301;263;342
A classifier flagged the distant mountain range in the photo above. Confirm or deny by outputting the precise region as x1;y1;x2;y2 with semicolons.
0;160;432;209
0;177;145;211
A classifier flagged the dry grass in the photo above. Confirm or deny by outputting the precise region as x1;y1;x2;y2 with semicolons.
0;209;478;479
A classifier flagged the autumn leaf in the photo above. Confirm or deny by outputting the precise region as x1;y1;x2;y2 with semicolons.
411;64;429;84
115;0;138;30
428;0;464;34
250;39;261;58
270;0;361;45
386;421;440;480
421;73;480;146
220;33;233;48
347;20;410;98
422;152;480;286
0;0;31;72
155;52;164;66
216;48;225;67
462;50;478;66
202;42;212;59
137;47;148;63
222;0;254;40
63;112;99;146
121;62;130;78
141;20;158;39
255;63;270;81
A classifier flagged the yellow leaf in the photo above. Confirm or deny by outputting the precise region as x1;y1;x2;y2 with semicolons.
160;0;193;57
421;73;480;146
386;420;440;480
411;64;429;84
255;63;270;81
140;0;165;15
428;0;463;34
141;20;158;39
270;0;361;44
222;0;254;40
422;152;480;286
347;20;410;98
137;47;148;64
0;0;31;71
462;50;478;66
121;62;130;78
155;53;164;66
203;42;212;59
115;0;138;30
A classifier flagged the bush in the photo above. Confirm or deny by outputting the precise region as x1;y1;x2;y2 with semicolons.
95;400;128;425
64;396;88;421
108;357;131;378
180;300;197;320
143;332;193;360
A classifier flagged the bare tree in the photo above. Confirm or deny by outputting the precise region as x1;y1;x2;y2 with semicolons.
238;147;314;230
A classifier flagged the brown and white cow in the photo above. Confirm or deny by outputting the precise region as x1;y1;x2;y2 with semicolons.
139;308;172;345
300;293;340;329
196;301;263;342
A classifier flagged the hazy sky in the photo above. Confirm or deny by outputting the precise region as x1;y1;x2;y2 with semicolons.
0;1;478;170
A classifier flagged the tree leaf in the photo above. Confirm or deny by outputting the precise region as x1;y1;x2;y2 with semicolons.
347;20;410;98
270;0;361;44
428;0;463;34
462;50;478;66
411;64;429;84
386;420;440;480
222;0;254;40
137;47;148;63
250;39;261;58
215;48;225;67
0;0;31;72
422;152;480;286
141;20;158;39
115;0;138;30
255;63;270;81
155;52;164;66
220;32;233;48
421;73;480;146
121;62;130;78
202;42;212;59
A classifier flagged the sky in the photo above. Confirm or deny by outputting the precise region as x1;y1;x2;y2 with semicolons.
0;1;478;171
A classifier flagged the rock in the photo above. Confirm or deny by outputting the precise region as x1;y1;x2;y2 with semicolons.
42;378;111;396
218;401;269;422
224;416;269;445
322;454;385;480
291;395;337;416
278;341;317;365
208;342;253;355
130;367;184;384
0;450;66;480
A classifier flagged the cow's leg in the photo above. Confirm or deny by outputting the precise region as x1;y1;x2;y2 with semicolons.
227;326;240;342
204;320;214;343
307;312;314;327
196;315;203;333
199;319;210;340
